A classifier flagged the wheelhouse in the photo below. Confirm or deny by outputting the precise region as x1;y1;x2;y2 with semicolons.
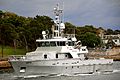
36;38;75;47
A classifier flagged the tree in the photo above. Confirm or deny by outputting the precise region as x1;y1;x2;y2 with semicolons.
27;15;54;50
105;29;114;35
64;22;76;34
114;30;120;34
0;23;16;57
1;10;116;54
79;32;101;48
0;10;4;18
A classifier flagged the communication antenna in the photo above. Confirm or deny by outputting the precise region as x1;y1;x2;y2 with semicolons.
62;2;64;23
53;3;63;37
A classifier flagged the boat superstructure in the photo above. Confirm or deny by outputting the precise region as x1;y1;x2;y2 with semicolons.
9;4;113;77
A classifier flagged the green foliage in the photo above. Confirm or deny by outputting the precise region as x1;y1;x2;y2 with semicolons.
105;29;114;35
0;10;118;56
105;29;120;35
0;23;16;46
79;32;101;48
0;46;26;57
64;23;101;48
64;22;76;34
114;30;120;34
0;10;54;53
76;25;97;35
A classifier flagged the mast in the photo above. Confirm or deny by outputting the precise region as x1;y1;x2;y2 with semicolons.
53;4;64;37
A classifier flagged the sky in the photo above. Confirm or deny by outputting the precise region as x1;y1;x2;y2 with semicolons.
0;0;120;30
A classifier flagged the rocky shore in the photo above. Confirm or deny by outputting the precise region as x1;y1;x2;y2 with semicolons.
0;58;13;73
88;47;120;61
88;55;120;61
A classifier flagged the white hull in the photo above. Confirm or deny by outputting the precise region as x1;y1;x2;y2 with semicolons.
10;58;113;77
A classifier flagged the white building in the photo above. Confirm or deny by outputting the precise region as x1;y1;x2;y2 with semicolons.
102;34;120;46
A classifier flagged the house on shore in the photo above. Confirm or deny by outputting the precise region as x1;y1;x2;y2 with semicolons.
96;28;120;55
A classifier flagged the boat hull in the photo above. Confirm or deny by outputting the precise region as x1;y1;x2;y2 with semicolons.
9;58;113;77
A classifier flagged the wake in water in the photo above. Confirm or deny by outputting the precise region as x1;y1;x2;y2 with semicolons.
112;69;120;73
16;69;120;79
0;69;120;80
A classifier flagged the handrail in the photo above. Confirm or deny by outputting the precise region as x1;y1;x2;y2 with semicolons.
9;55;26;61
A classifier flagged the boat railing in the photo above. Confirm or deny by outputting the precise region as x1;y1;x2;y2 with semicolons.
9;55;27;61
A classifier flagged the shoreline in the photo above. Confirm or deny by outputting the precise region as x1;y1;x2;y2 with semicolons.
0;58;13;73
88;55;120;61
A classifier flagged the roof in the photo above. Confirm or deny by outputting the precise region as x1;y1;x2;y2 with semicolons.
36;38;68;42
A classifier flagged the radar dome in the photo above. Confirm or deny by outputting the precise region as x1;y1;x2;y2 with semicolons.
60;23;65;29
42;31;46;35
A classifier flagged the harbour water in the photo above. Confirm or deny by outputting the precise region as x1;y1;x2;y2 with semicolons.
0;61;120;80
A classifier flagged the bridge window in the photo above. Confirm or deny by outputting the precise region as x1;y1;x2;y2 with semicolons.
68;42;74;46
60;41;65;46
45;42;50;47
60;42;63;46
57;41;60;46
37;42;57;47
37;42;49;47
50;42;56;46
57;41;65;46
37;42;44;47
